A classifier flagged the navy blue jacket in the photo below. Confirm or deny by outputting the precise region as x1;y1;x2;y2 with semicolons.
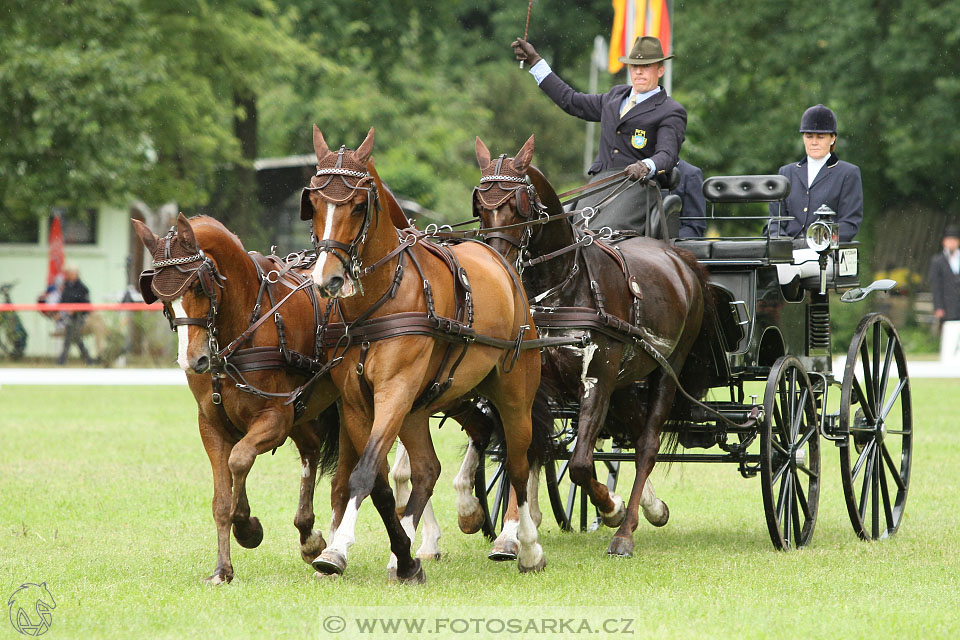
538;74;686;177
667;159;706;238
767;153;863;242
929;251;960;321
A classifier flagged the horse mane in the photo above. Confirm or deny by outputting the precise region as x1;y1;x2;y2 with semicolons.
187;215;247;255
367;159;414;230
526;165;563;216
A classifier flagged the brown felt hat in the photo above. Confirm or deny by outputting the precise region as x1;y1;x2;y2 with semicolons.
618;36;672;65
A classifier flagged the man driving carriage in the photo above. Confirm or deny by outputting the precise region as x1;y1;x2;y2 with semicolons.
512;35;686;236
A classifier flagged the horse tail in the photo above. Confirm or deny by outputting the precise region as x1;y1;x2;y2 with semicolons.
314;401;341;477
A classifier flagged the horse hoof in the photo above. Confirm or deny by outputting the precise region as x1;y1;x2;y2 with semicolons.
416;551;443;561
203;571;232;585
312;549;347;576
397;560;426;585
458;509;485;535
233;517;264;549
518;554;546;574
600;496;626;528
300;530;327;564
488;539;519;562
644;501;670;528
606;536;634;558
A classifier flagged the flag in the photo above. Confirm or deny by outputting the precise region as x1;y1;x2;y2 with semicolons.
45;211;65;301
608;0;672;74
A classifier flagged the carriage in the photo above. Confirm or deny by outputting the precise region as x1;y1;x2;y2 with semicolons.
474;172;912;551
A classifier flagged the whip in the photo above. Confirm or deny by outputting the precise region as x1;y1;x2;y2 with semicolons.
520;0;534;68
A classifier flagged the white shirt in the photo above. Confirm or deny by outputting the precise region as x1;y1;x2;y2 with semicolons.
947;248;960;275
806;154;829;186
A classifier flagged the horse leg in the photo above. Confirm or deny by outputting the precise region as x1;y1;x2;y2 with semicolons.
289;422;326;565
608;370;674;557
453;405;492;535
198;411;234;584
326;423;359;550
313;401;420;582
390;441;412;517
398;420;442;560
488;464;540;561
227;411;288;550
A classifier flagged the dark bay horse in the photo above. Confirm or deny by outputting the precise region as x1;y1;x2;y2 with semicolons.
133;214;343;583
472;136;715;557
301;126;548;581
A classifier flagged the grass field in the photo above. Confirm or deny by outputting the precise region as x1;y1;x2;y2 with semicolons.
2;380;958;639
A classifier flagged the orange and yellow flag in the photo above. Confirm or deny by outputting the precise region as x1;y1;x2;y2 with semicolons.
608;0;672;74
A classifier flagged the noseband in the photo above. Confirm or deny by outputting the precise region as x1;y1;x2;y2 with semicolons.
302;146;380;294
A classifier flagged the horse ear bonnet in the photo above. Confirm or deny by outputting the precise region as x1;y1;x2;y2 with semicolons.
304;146;373;218
140;230;205;302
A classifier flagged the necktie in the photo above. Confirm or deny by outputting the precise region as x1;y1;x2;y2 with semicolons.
620;95;636;118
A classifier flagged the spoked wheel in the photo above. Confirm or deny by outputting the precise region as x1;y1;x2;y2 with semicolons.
839;313;912;541
760;356;821;550
545;437;622;532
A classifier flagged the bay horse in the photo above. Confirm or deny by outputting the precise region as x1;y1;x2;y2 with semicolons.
301;125;548;581
472;135;715;557
133;213;345;584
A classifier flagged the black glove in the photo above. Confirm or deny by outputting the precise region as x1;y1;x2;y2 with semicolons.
624;161;651;181
511;38;542;66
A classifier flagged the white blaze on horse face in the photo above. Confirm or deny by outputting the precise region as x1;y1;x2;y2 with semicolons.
171;298;190;370
311;202;337;286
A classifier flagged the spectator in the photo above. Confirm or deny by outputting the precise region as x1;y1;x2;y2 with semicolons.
929;225;960;323
57;266;96;365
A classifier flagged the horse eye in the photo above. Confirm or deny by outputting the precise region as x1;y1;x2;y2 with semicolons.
352;202;366;215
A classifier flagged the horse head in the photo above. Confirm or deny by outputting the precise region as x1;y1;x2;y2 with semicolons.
301;125;380;298
472;135;541;264
132;213;238;373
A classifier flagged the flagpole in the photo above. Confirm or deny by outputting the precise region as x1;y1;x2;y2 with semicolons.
664;0;673;95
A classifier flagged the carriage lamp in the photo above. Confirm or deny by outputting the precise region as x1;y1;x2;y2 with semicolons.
805;205;839;253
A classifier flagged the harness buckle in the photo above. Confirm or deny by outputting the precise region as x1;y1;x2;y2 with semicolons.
211;392;222;405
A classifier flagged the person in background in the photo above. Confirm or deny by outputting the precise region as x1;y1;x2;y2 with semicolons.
512;35;685;233
667;158;706;238
57;266;96;365
929;225;960;323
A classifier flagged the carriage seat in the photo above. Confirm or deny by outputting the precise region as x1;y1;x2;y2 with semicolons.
648;193;683;239
702;174;791;203
673;238;794;261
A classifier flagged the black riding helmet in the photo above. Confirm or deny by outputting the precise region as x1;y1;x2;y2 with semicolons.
799;104;837;134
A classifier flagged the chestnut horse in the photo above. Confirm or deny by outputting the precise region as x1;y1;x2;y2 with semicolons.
472;136;715;557
301;126;548;581
133;214;344;584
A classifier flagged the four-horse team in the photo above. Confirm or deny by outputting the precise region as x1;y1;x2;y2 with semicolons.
133;35;912;584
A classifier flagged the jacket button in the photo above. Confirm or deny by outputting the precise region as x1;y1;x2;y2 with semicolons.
613;149;619;154
803;207;808;212
616;130;621;134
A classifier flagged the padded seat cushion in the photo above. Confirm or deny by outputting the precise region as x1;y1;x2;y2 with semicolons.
673;240;712;259
710;239;793;260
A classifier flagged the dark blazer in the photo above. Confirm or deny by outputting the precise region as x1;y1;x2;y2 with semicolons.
767;153;863;242
929;251;960;321
667;159;706;238
538;74;686;176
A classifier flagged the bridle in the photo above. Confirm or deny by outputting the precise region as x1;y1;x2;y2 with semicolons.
139;228;226;362
472;154;545;271
300;145;380;294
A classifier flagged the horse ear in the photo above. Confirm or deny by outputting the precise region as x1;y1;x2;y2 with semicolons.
355;127;375;164
475;137;491;169
131;219;159;251
313;124;330;161
512;134;535;173
176;213;197;249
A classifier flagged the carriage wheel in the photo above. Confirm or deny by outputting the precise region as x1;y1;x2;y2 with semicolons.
474;452;509;540
839;313;912;541
544;438;621;532
760;356;821;550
